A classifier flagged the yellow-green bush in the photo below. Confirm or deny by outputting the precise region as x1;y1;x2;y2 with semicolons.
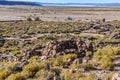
60;71;86;80
22;62;41;78
6;73;25;80
35;69;46;77
60;71;73;80
0;71;9;80
53;56;64;67
93;46;120;69
63;54;77;60
79;74;96;80
100;57;113;69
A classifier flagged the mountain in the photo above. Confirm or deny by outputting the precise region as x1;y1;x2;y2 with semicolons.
40;3;120;6
0;1;41;6
0;1;120;7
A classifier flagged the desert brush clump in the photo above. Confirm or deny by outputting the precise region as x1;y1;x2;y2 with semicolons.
0;62;18;80
53;54;77;67
6;73;25;80
93;46;120;69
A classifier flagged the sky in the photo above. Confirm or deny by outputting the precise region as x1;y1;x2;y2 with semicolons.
4;0;120;3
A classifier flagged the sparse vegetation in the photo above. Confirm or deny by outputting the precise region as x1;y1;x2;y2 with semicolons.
0;8;120;80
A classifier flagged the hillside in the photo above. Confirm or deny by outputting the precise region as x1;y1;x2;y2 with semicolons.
0;1;41;6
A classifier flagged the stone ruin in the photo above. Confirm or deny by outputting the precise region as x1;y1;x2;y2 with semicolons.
113;52;120;71
43;38;96;58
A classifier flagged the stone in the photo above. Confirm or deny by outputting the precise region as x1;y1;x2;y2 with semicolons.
112;72;120;80
43;38;95;59
53;76;62;80
73;58;83;64
34;17;41;21
0;36;5;47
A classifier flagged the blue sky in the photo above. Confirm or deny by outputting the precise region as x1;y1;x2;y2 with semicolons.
6;0;120;3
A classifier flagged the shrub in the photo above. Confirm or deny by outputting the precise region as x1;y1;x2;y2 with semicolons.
79;74;96;80
100;57;113;69
51;67;61;74
93;46;120;69
21;70;33;78
6;73;25;80
1;62;18;74
60;71;73;80
0;71;9;80
82;62;93;70
35;69;46;77
63;54;77;61
73;71;85;80
22;62;40;78
69;64;84;70
53;56;64;67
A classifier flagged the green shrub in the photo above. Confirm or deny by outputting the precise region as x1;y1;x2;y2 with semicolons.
63;54;77;60
53;56;64;67
35;69;46;77
22;62;41;78
60;71;73;80
82;62;93;70
6;73;25;80
79;74;96;80
93;46;120;69
100;56;113;69
0;71;9;80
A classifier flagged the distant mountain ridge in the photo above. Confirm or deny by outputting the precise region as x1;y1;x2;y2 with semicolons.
0;1;41;6
41;3;120;6
0;1;120;6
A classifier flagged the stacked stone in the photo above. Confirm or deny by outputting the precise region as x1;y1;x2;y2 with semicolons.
43;38;96;58
114;53;120;71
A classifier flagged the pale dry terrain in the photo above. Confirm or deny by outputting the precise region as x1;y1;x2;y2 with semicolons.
0;6;120;21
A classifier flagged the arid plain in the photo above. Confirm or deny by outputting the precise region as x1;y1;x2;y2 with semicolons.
0;5;120;80
1;6;120;21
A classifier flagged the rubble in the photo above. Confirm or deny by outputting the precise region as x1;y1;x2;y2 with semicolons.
113;52;120;71
112;72;120;80
43;38;96;58
0;36;5;47
112;32;120;39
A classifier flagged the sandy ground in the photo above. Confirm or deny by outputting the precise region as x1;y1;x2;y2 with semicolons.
0;6;120;21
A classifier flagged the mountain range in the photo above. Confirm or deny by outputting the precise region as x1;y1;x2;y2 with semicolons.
0;1;120;6
41;3;120;6
0;1;41;6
